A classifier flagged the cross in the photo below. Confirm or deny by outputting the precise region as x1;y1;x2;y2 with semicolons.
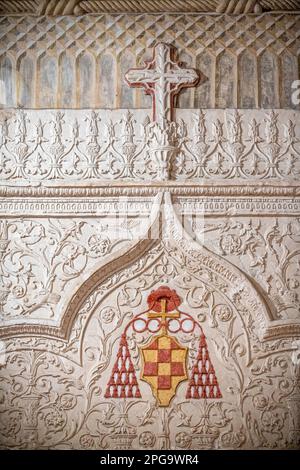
125;43;200;127
148;298;180;335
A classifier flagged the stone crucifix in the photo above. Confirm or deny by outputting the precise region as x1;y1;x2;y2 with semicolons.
125;43;200;127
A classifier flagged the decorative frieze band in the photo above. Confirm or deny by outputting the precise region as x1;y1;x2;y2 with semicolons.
1;184;299;198
1;108;299;184
1;197;300;217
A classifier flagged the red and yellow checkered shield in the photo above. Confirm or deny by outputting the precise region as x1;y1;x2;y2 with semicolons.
105;287;221;403
141;333;188;406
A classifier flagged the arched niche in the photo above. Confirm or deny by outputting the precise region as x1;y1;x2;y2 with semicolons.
119;50;135;108
59;52;75;107
280;51;299;109
98;52;116;108
17;54;35;108
259;50;279;108
37;53;58;107
194;52;214;108
238;50;258;108
0;55;15;107
77;52;95;108
216;51;237;108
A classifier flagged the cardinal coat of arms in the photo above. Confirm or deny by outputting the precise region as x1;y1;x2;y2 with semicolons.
105;286;221;407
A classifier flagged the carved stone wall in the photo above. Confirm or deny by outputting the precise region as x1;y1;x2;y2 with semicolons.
0;10;300;451
0;195;300;449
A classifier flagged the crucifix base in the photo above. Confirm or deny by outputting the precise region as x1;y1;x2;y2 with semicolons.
150;146;178;181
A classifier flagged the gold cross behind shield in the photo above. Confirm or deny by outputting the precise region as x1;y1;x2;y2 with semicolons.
148;298;179;334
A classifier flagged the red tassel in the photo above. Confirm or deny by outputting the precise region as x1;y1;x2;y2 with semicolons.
104;332;142;399
186;333;222;400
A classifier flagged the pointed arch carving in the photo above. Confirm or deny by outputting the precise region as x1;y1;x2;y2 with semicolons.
0;238;158;341
1;192;299;343
0;194;163;340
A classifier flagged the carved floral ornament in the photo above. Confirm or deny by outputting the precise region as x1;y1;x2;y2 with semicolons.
0;193;298;343
1;108;300;184
0;196;300;343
